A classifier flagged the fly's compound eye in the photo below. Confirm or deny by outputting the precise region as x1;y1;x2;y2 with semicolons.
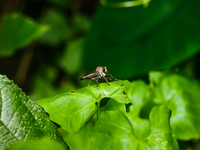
103;67;108;72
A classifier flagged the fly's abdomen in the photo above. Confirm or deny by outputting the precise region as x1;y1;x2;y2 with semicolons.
80;72;96;80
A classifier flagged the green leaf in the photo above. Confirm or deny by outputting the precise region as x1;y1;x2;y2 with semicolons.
58;38;84;75
101;99;150;140
0;13;48;56
37;80;131;135
127;80;153;106
72;14;91;34
60;117;95;150
125;81;153;140
127;105;150;140
89;105;179;150
8;138;65;150
146;105;178;149
38;10;70;46
101;81;155;139
0;75;68;149
83;0;200;78
151;72;200;140
102;80;154;140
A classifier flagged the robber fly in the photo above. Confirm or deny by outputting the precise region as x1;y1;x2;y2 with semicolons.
80;66;119;87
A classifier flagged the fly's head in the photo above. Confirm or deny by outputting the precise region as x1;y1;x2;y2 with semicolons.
96;66;106;77
102;66;108;73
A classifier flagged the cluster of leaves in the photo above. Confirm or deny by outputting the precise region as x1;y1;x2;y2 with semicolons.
1;70;200;149
1;0;200;149
37;71;200;149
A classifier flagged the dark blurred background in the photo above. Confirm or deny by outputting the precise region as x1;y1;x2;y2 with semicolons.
0;0;200;101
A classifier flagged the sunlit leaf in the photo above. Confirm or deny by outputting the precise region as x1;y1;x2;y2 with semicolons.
126;81;154;139
0;75;68;149
127;80;153;106
89;105;178;150
0;13;48;56
60;117;95;150
37;80;131;135
150;71;200;140
102;80;154;140
8;138;65;150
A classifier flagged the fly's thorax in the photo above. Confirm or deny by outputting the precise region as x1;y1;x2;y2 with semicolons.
96;66;102;72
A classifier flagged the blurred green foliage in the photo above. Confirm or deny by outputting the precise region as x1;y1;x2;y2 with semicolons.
38;10;71;46
0;0;200;149
84;0;200;78
8;138;66;150
0;14;48;56
150;71;200;140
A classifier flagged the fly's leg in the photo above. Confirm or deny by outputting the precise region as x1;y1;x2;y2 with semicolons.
95;76;102;87
95;79;99;87
87;79;92;86
108;74;119;81
106;77;113;81
103;77;110;86
89;76;101;87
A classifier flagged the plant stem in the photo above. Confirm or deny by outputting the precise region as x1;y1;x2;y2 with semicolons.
15;42;35;85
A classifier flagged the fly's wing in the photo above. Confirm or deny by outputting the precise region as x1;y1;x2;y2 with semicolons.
80;71;96;80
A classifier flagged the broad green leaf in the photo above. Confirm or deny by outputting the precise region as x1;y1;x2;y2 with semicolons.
101;99;150;140
0;75;68;149
83;0;200;78
37;80;131;135
125;81;153;140
102;81;155;140
127;80;153;106
60;116;95;150
127;106;150;140
0;14;48;56
150;71;200;140
8;138;65;150
38;10;70;46
89;105;178;150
